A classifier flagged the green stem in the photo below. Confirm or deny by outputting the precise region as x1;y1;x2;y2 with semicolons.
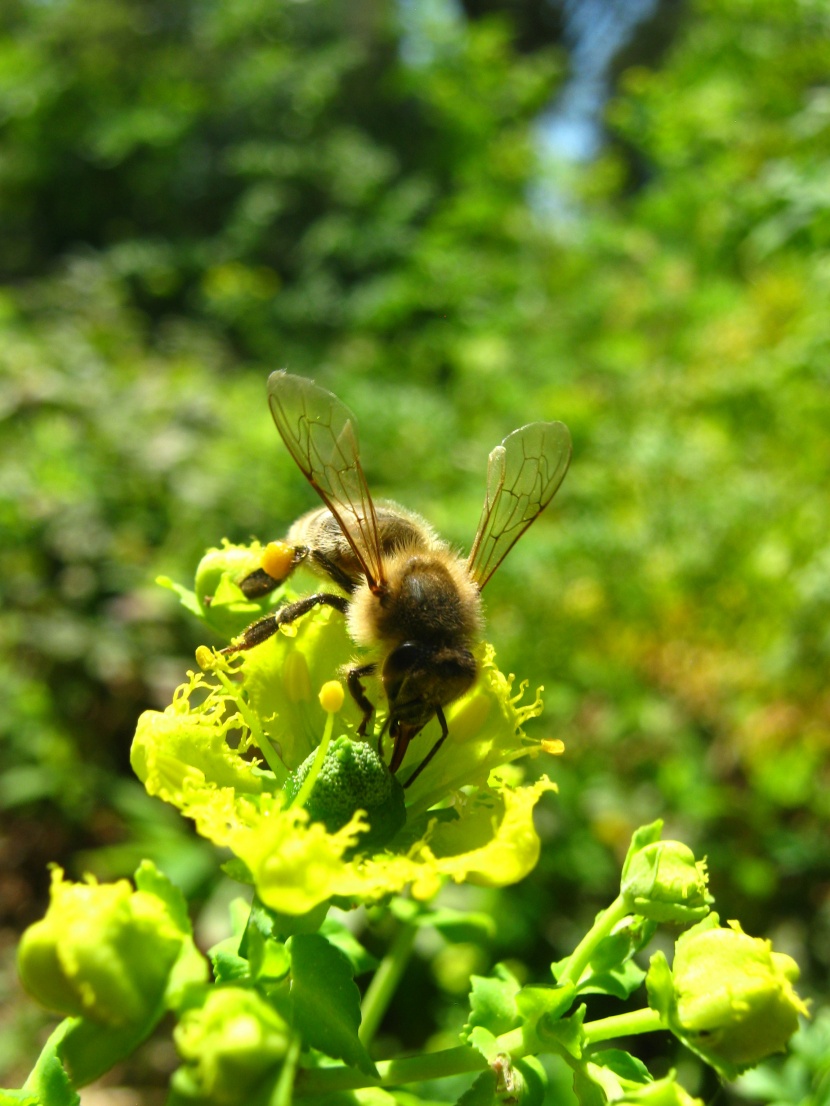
289;707;335;810
359;920;418;1046
296;1027;531;1096
557;895;630;987
294;1009;667;1098
295;1043;487;1096
583;1008;664;1046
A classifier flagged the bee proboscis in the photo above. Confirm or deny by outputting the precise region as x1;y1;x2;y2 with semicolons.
224;371;572;787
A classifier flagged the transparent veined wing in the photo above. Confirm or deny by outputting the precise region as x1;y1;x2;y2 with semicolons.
267;370;385;589
467;421;571;590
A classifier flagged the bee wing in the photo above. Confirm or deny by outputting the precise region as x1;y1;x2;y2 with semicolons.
267;370;385;588
467;421;572;590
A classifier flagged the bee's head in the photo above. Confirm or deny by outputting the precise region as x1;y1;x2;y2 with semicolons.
382;642;477;729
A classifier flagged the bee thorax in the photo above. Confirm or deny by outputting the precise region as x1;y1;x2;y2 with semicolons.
347;552;482;649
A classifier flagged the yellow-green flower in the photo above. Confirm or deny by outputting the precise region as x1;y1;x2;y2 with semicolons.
133;551;561;915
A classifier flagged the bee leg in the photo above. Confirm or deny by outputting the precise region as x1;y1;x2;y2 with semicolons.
237;568;282;599
221;593;348;653
402;707;449;789
238;545;309;598
347;663;377;736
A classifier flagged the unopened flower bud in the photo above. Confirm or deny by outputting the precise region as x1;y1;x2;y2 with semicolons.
18;868;184;1026
621;839;711;924
173;987;290;1105
647;915;808;1076
194;544;268;637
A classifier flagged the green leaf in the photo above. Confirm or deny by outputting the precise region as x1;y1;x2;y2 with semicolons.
133;859;191;934
455;1070;499;1106
587;919;657;975
621;822;664;879
573;1068;609;1106
513;1057;548;1106
156;575;203;620
590;1050;652;1085
577;960;646;1000
61;1016;162;1091
467;1026;500;1066
516;983;578;1026
237;900;291;981
18;1022;79;1106
221;856;256;885
389;898;496;942
287;933;378;1076
209;937;251;984
300;1092;401;1106
464;964;521;1038
249;929;291;983
537;1004;587;1060
320;917;380;975
644;951;673;1023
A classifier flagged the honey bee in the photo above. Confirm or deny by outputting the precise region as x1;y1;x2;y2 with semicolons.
225;371;571;787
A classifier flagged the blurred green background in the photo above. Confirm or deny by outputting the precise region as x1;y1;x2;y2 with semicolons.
1;0;828;1097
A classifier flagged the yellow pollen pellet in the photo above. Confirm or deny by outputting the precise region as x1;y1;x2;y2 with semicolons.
318;680;345;714
261;540;295;581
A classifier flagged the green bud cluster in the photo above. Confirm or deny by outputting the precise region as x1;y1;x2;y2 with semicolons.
173;987;291;1105
283;735;406;850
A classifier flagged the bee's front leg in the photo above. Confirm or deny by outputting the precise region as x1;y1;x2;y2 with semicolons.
222;592;349;653
346;663;377;737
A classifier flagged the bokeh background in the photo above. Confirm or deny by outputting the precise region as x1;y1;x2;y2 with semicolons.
1;0;829;1098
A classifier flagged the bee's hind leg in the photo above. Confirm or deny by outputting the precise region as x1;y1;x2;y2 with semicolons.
347;663;377;737
237;544;310;598
237;568;281;599
222;593;348;654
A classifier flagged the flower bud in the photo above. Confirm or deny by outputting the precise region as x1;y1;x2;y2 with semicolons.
173;987;290;1105
17;868;184;1026
648;915;808;1075
194;543;268;637
621;839;711;924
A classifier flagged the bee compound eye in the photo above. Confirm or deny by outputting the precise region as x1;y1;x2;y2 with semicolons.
383;642;425;681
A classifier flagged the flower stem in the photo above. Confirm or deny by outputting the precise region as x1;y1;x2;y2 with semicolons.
289;707;335;810
295;1043;487;1097
557;894;630;987
583;1007;664;1045
359;919;418;1046
294;1008;667;1099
